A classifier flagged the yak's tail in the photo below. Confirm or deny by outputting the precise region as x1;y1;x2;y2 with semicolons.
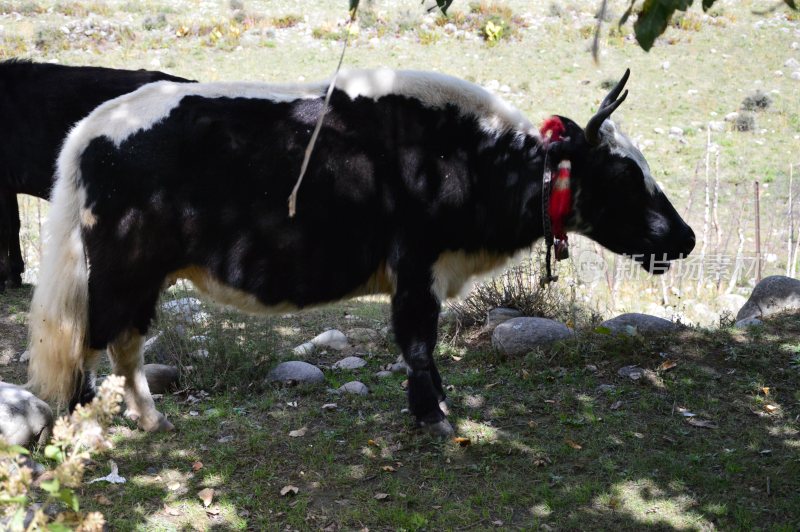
27;130;91;405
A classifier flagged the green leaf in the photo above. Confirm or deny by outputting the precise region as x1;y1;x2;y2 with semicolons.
44;445;64;463
0;495;27;504
40;479;60;494
58;488;80;512
6;444;30;456
47;523;72;532
634;0;694;51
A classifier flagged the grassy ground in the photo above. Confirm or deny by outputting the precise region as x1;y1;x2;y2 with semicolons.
2;285;800;530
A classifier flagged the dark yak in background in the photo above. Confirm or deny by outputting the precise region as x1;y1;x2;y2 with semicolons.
0;59;189;291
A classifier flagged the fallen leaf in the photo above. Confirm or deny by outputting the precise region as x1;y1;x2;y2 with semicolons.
189;410;199;416
565;439;582;450
373;492;390;501
280;485;299;496
761;387;770;396
367;439;377;446
198;488;214;507
687;418;718;429
492;520;504;526
381;465;396;473
192;461;203;472
451;355;463;361
401;380;408;389
632;432;644;439
453;437;471;447
321;403;338;410
658;360;678;372
94;494;112;506
764;404;778;413
89;461;127;484
286;401;298;408
485;382;500;389
289;427;308;438
609;400;623;410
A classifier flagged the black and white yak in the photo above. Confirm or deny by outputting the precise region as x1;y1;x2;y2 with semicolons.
0;59;189;291
27;68;694;436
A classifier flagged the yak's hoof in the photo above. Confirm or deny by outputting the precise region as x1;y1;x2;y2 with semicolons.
418;418;454;438
140;413;175;433
438;399;450;416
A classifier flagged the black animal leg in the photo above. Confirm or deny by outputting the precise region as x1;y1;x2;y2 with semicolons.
392;265;453;437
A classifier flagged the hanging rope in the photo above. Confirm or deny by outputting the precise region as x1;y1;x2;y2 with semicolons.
288;6;359;218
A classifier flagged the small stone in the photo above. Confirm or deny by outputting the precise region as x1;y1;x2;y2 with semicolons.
785;57;800;69
0;383;53;446
669;126;684;136
332;356;367;370
735;317;764;329
292;342;316;356
268;361;325;384
618;365;644;380
191;349;209;360
390;355;409;374
599;313;679;335
485;307;523;331
143;364;179;394
374;370;393;378
492;318;574;356
653;127;665;134
724;112;740;122
311;329;349;350
339;381;369;396
791;71;800;81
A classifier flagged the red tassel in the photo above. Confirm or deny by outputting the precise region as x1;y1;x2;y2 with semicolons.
548;160;571;240
540;116;565;143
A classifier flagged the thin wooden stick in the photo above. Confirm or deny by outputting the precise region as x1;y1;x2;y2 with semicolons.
288;9;358;218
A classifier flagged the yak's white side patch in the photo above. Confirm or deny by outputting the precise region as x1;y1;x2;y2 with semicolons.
599;120;659;195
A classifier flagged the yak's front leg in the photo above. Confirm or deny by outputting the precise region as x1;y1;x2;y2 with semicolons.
392;266;453;437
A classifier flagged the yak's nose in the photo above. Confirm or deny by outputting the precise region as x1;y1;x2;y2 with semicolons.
681;229;696;256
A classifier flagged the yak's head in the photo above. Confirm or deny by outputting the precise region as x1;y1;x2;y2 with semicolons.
550;69;695;273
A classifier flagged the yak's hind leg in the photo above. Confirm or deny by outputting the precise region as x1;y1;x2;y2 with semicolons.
108;329;173;432
7;193;23;288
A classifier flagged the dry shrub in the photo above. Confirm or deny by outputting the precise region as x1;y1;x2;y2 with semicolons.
0;377;124;531
447;258;597;328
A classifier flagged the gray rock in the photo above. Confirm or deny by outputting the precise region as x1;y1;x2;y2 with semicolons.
338;381;369;396
785;57;800;69
485;307;523;331
737;276;800;321
268;361;325;384
735;317;764;329
332;356;367;370
390;355;409;374
144;364;179;394
599;313;679;335
143;332;163;354
492;317;573;356
292;341;316;356
311;329;349;351
708;121;726;132
0;383;53;446
346;328;381;344
161;297;203;325
374;370;393;378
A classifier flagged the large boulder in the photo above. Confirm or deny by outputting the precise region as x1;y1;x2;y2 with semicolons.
599;313;680;335
492;317;573;356
736;276;800;321
268;361;325;384
0;383;53;446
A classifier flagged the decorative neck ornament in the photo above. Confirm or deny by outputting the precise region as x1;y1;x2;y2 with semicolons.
539;116;572;285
